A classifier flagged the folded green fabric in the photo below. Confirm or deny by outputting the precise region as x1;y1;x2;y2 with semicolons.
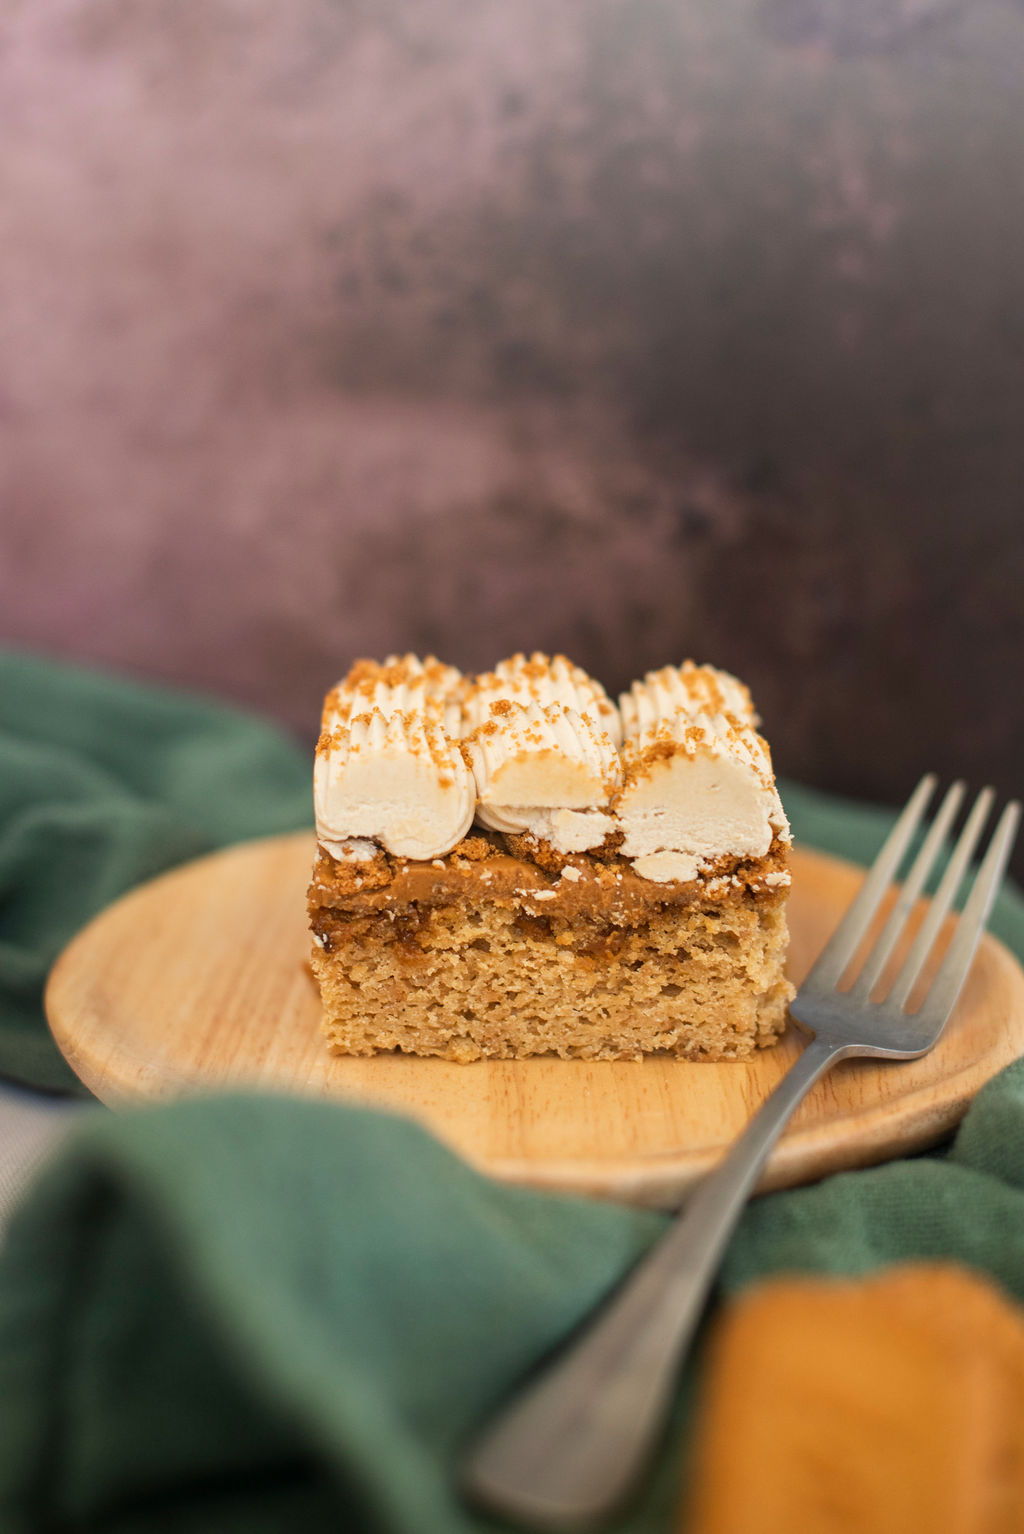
5;1069;1024;1534
0;650;312;1091
0;1097;677;1534
1;649;1024;1533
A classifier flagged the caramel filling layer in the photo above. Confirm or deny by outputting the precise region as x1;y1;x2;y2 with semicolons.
308;832;789;932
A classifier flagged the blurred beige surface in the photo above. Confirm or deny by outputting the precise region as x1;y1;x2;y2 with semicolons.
0;1086;88;1233
1;0;1022;814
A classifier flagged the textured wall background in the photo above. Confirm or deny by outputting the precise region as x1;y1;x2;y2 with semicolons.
1;0;1022;813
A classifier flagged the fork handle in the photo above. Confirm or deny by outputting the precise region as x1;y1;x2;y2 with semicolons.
464;1035;850;1530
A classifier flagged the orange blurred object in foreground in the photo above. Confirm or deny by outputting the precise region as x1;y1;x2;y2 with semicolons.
685;1264;1024;1534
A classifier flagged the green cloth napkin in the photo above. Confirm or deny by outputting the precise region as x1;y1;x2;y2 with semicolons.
5;1073;1024;1534
0;1097;675;1533
0;650;312;1091
2;647;1024;1533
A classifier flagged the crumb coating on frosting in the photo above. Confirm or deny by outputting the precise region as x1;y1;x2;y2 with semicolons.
314;651;790;881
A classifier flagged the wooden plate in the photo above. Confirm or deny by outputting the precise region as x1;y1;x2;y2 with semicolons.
46;833;1024;1208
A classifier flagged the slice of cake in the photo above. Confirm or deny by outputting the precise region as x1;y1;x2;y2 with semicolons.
308;652;793;1062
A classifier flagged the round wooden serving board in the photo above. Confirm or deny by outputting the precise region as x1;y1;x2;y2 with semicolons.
46;834;1024;1208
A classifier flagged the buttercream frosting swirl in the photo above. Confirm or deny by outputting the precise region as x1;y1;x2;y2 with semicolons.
313;653;788;879
315;656;474;860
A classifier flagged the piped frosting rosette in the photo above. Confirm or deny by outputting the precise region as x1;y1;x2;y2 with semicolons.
314;654;475;861
614;664;789;883
459;654;622;853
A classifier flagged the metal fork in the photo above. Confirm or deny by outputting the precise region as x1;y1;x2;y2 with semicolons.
463;776;1021;1531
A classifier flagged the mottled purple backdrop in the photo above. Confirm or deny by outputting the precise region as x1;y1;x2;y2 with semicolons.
2;0;1023;811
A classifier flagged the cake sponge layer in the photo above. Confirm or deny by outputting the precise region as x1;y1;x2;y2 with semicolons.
311;891;792;1062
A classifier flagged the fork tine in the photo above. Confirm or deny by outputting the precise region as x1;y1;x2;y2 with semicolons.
848;780;966;1001
905;798;1022;1026
887;786;996;1010
804;773;937;992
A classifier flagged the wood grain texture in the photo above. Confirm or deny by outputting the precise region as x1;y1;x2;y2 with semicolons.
45;834;1024;1208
